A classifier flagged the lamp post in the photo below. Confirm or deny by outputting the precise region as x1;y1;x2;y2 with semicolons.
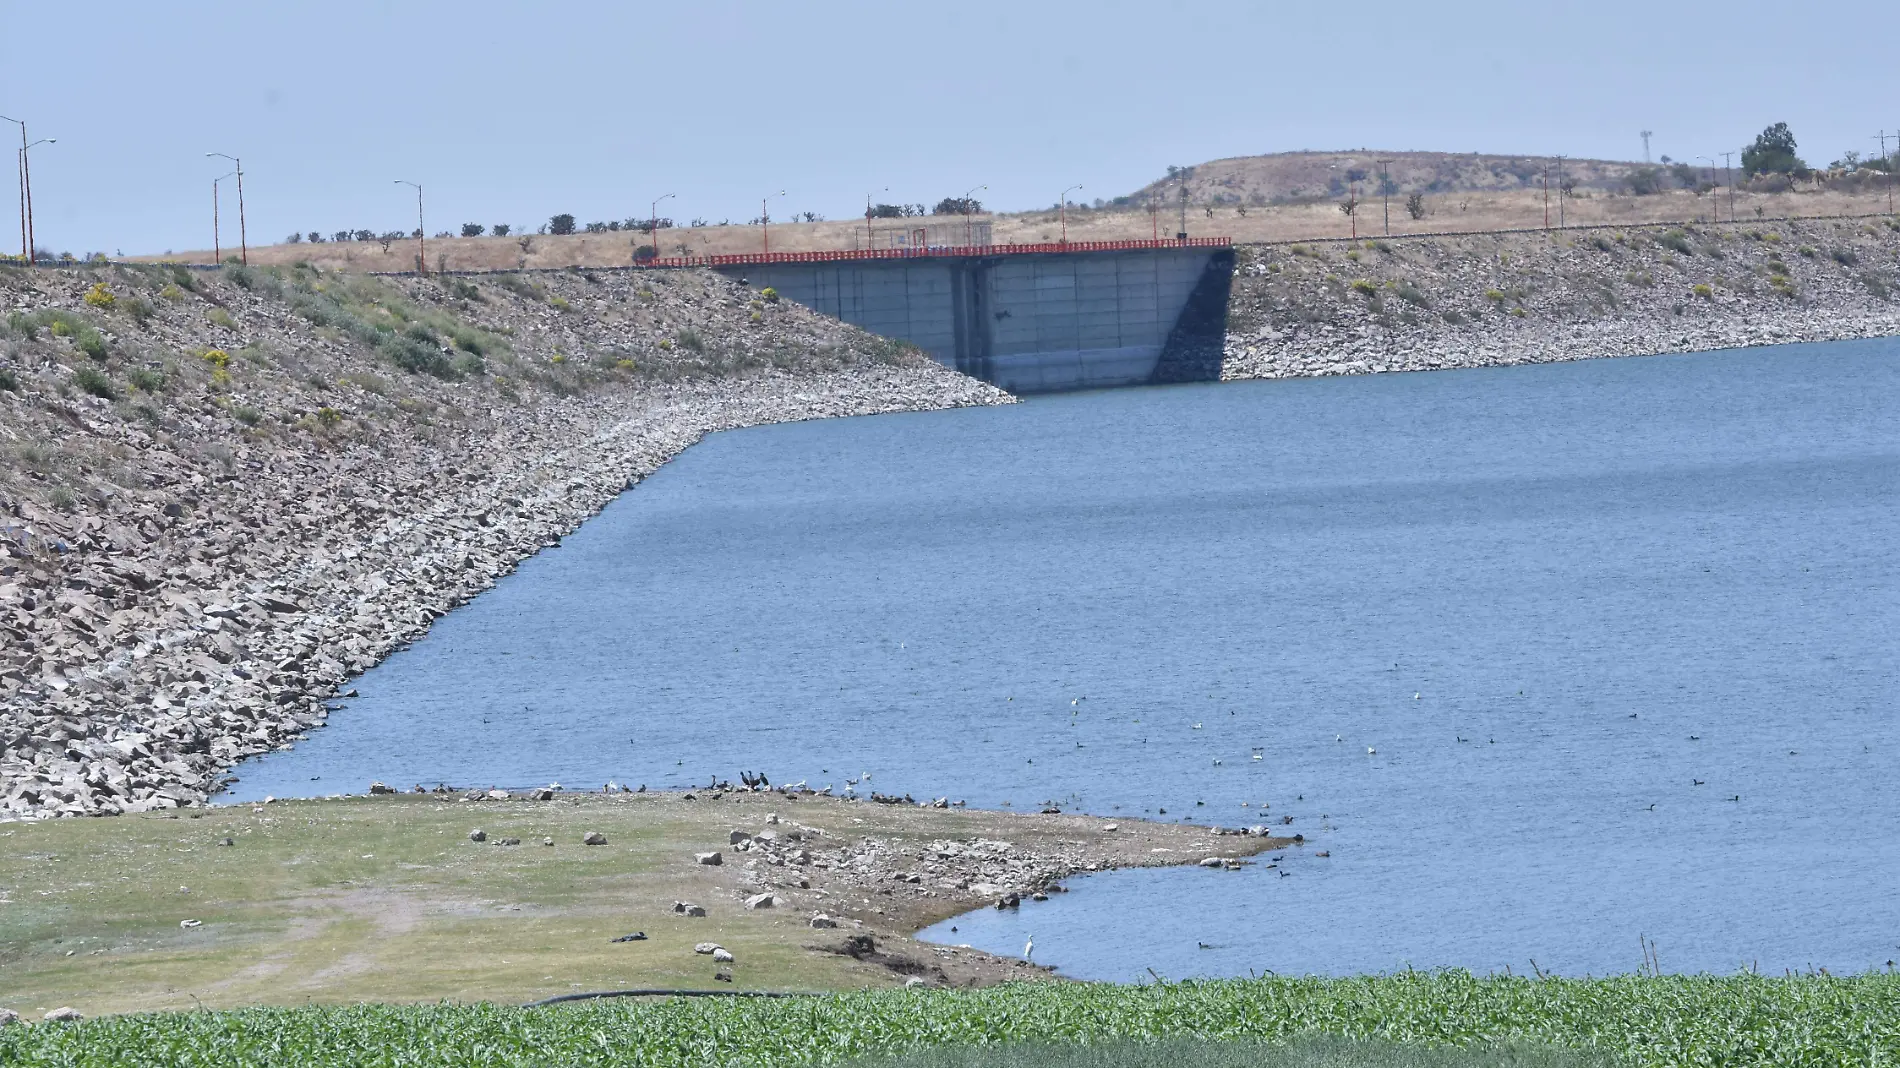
863;187;887;252
213;171;235;263
0;115;25;262
1721;150;1737;222
1059;184;1082;245
762;190;786;254
394;181;424;274
206;153;247;265
647;192;674;263
18;138;52;263
961;183;986;246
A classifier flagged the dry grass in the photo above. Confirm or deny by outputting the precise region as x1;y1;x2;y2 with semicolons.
132;189;1896;272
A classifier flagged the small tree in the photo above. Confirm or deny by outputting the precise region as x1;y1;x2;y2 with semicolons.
932;196;984;215
1339;197;1357;217
549;214;577;236
867;203;906;219
1742;122;1803;177
492;224;511;237
461;223;485;238
1406;192;1426;219
307;231;325;243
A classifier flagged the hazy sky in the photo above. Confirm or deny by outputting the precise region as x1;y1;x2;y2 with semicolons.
2;0;1895;256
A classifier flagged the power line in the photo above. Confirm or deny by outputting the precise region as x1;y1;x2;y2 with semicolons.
1641;130;1653;164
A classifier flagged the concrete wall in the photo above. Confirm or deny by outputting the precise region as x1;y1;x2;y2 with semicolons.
720;246;1226;393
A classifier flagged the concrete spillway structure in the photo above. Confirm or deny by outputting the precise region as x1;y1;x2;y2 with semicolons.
711;242;1233;393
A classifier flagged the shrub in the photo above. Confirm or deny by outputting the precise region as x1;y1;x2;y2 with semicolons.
1394;282;1430;308
1625;270;1655;287
1349;278;1377;297
460;223;485;238
1658;230;1693;255
378;333;456;378
127;366;165;392
73;365;116;399
492;224;512;237
1861;272;1890;299
1798;245;1817;258
452;352;485;377
1483;289;1507;303
227;265;256;290
1692;283;1714;300
7;310;36;339
169;266;196;291
125;296;155;326
549;214;577;236
0;368;17;391
207;308;236;329
232;404;263;426
83;282;116;309
676;328;706;352
200;348;231;369
548;295;571;311
159;283;184;302
1405;192;1426;219
315;406;343;427
1830;248;1859;266
1589;235;1614;252
76;330;108;360
761;287;780;303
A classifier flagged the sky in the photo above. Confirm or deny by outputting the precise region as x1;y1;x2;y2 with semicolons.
2;0;1895;256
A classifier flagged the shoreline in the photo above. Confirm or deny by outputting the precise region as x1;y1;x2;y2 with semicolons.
0;790;1293;1013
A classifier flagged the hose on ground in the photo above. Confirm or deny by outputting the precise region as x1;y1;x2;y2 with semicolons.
525;988;821;1008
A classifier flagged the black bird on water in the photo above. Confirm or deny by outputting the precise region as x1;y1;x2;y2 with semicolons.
1692;779;1705;786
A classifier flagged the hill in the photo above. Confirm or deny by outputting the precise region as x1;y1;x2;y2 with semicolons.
1120;150;1660;208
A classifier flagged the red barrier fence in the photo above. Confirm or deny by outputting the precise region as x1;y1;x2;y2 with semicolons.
634;237;1231;270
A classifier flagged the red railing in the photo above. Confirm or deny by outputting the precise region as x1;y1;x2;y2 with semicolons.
634;236;1231;270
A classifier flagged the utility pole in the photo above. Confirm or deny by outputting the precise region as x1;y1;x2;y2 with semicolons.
394;181;424;274
762;190;785;254
1375;158;1395;235
207;153;247;265
1542;161;1550;230
1176;180;1188;240
1348;174;1359;240
1698;156;1717;222
1641;130;1653;163
1877;132;1895;215
1721;151;1736;222
1;116;23;261
1555;155;1567;228
213;171;235;263
1059;184;1082;244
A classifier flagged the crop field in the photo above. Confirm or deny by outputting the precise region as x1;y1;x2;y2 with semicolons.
2;971;1895;1067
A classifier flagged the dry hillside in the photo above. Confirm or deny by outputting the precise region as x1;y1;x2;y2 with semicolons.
1123;150;1652;207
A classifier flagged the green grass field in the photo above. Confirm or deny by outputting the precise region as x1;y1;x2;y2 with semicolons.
844;1036;1612;1068
2;971;1895;1067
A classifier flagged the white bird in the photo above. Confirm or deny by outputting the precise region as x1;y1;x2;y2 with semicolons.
1192;723;1203;730
1024;936;1035;962
1336;734;1343;742
1413;693;1421;700
1367;746;1376;754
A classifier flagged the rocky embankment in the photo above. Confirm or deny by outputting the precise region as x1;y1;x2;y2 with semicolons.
1223;217;1900;378
0;263;1009;818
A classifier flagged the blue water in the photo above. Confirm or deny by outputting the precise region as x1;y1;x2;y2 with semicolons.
231;339;1900;980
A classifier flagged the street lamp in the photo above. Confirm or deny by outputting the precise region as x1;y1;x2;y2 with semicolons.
762;190;785;254
212;171;236;264
2;117;51;264
863;187;887;251
648;193;674;263
1059;184;1082;245
961;184;986;246
394;181;424;274
206;153;247;265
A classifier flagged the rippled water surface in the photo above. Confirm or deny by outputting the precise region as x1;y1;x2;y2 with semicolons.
233;339;1899;979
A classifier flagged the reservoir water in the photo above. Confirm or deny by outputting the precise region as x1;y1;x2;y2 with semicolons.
230;339;1900;980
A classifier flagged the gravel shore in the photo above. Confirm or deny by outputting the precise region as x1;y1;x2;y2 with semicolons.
1223;217;1900;379
1;264;1007;818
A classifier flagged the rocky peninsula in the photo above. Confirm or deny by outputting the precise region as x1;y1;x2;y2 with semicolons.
0;263;1008;818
